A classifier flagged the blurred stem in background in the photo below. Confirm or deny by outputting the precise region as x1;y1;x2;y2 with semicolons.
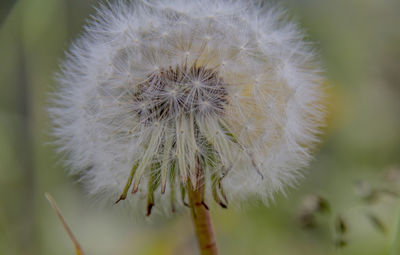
0;1;38;253
14;17;37;255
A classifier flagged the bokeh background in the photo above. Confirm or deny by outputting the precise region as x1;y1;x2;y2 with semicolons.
1;0;399;254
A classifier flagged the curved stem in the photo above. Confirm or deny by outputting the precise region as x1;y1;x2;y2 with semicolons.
187;163;219;255
45;193;85;255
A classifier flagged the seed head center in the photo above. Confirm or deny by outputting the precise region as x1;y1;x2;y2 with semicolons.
134;65;228;121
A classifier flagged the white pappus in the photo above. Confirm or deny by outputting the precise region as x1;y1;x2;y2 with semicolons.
49;0;326;215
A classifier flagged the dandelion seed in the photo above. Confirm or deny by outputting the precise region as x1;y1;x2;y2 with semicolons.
49;0;326;215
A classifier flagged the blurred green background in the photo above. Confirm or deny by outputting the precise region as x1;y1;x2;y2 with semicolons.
1;0;399;254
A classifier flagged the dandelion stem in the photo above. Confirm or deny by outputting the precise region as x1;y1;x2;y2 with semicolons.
187;160;219;255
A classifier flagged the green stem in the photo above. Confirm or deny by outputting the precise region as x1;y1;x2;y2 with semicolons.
187;163;219;255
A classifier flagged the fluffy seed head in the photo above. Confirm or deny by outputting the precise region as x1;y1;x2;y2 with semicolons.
50;0;326;214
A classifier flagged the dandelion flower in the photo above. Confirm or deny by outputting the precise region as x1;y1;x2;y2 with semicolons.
50;0;326;215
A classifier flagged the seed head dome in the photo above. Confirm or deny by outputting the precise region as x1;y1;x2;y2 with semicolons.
50;0;326;214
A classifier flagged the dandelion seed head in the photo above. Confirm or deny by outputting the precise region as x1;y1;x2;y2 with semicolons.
50;0;326;214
